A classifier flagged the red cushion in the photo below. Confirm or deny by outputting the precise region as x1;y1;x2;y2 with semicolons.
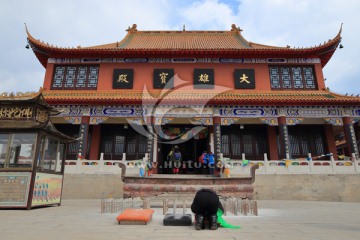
116;209;154;223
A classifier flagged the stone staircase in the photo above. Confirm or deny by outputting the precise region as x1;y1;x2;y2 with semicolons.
122;165;259;199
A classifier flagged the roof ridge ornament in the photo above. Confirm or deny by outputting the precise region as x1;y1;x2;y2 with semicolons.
231;24;242;32
339;23;343;34
126;24;138;32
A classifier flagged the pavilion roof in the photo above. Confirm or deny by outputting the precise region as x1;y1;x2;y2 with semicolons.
41;89;360;106
26;24;342;68
0;90;53;110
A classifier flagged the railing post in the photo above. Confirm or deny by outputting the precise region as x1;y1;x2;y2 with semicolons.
330;154;336;173
308;153;313;173
76;155;82;173
263;153;268;173
218;153;224;177
241;153;246;175
143;153;149;163
355;160;360;173
99;153;104;172
351;153;358;173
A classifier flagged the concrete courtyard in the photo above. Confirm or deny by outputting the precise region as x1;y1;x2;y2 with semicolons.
1;199;359;240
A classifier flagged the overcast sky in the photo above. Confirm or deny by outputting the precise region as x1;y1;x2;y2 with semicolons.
1;0;359;95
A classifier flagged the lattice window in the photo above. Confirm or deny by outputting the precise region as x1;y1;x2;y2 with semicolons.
281;67;292;89
269;66;317;90
67;136;79;155
303;67;316;89
243;135;253;155
314;135;325;156
255;135;266;155
289;134;300;156
76;67;88;88
51;65;99;90
287;125;326;158
88;67;99;88
126;134;136;155
231;133;241;155
221;134;230;156
138;135;148;155
101;126;148;160
222;125;267;160
300;135;309;155
114;135;125;155
64;67;76;88
292;67;304;88
52;66;65;89
269;67;281;88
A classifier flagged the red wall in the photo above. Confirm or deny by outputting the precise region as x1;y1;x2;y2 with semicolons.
43;62;325;91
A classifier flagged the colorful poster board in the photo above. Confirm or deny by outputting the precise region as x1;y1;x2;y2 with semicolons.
0;172;31;207
31;173;63;207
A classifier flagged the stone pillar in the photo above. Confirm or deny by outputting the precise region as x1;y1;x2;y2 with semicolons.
324;124;338;160
89;124;101;160
267;125;279;160
278;116;290;159
342;116;359;158
78;116;90;159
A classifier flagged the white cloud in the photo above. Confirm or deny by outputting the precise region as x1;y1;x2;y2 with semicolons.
180;0;238;29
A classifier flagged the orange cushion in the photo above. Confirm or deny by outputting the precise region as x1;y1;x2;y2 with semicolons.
116;209;154;223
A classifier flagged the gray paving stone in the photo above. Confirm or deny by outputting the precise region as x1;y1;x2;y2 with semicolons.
0;199;360;240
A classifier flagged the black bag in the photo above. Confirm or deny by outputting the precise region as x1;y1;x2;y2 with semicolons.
163;213;192;226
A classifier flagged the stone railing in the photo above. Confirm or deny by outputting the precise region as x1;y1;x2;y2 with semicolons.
62;152;360;175
221;159;360;175
220;153;360;175
63;153;148;175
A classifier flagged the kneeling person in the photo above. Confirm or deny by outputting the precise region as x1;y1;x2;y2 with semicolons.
191;189;223;230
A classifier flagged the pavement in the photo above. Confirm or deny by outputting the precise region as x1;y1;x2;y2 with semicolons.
1;199;360;240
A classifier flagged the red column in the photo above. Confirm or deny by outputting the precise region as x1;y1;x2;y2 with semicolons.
89;125;101;160
342;116;359;158
267;125;279;160
324;124;338;160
